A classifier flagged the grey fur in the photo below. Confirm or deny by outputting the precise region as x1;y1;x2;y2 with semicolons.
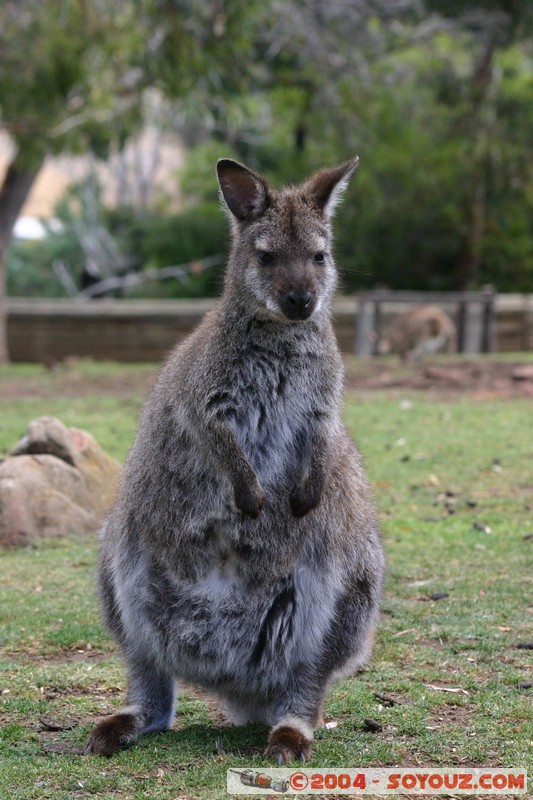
85;157;385;762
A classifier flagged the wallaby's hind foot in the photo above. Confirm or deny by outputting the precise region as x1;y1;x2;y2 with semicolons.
85;709;140;756
266;719;313;764
85;664;176;756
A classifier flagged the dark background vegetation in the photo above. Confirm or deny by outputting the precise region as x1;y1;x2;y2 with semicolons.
2;1;533;322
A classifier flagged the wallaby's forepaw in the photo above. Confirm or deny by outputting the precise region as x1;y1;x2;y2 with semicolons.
266;725;312;764
289;481;321;517
84;712;138;757
234;480;265;518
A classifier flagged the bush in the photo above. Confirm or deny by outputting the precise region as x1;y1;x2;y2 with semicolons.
7;201;230;300
7;233;83;297
127;203;229;298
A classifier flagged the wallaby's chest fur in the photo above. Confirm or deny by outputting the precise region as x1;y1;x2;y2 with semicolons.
193;307;341;487
106;309;346;691
117;302;343;585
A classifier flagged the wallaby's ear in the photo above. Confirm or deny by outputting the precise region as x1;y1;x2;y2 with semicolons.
304;156;360;220
217;159;271;221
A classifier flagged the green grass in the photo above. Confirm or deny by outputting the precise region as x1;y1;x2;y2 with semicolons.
0;361;532;799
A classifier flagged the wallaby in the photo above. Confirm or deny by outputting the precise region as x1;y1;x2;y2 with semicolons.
85;157;385;764
377;305;456;360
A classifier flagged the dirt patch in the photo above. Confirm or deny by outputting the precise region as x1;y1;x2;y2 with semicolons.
180;682;228;727
7;646;112;665
45;682;123;699
40;736;85;756
0;361;157;401
37;648;111;665
428;702;474;729
344;357;533;397
3;357;533;402
417;638;445;649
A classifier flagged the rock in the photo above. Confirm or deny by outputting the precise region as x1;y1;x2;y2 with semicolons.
62;427;120;519
512;365;533;382
363;717;383;733
423;366;469;386
0;417;120;547
12;416;77;465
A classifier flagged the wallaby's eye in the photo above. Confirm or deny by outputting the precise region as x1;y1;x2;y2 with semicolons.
257;251;275;266
314;252;326;264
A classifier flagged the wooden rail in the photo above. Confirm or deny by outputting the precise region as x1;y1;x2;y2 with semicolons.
6;293;533;362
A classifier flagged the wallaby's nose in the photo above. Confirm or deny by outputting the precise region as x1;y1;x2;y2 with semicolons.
282;289;316;321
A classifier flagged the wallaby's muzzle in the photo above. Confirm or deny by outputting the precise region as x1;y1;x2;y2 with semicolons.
280;289;316;321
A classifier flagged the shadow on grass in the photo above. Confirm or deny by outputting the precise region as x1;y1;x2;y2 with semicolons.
152;722;269;759
46;721;270;761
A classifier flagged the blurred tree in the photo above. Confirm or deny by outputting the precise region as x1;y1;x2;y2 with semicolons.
172;0;533;293
0;0;271;360
329;20;533;292
165;0;421;178
3;0;533;338
420;2;533;288
0;0;144;361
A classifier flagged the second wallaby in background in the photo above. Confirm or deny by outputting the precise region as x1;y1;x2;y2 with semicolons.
377;305;457;360
85;157;385;763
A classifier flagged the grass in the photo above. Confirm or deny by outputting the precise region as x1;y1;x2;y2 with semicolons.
0;360;532;799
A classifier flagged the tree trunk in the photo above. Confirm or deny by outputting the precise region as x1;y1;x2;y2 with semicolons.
456;38;495;290
0;148;44;363
456;178;486;290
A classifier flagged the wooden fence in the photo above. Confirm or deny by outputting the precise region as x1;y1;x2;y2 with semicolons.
6;294;533;363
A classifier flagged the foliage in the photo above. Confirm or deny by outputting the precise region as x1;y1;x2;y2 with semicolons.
186;21;533;292
129;205;228;298
3;0;533;301
0;0;144;159
166;2;533;293
7;183;229;299
0;359;531;798
6;240;76;298
0;0;150;360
